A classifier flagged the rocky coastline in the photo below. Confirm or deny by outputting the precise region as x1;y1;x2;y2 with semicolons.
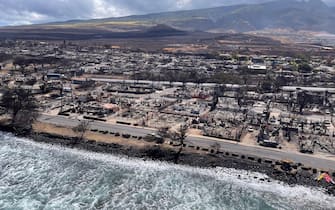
1;124;334;196
32;132;335;196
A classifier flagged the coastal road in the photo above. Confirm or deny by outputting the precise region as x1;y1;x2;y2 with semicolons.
38;114;335;171
187;136;335;171
38;114;153;137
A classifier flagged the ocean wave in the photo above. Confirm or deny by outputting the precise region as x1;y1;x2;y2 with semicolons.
0;132;334;210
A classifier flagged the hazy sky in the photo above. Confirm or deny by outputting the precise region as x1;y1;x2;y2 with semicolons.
0;0;334;26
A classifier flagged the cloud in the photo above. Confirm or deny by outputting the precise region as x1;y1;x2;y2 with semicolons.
91;0;130;18
0;0;333;26
0;0;95;25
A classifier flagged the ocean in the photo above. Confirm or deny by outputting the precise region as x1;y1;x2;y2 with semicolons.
0;132;334;210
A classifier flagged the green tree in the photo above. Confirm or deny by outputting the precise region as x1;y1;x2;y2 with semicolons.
298;63;312;73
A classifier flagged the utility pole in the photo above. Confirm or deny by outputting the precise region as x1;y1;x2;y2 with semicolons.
60;81;64;113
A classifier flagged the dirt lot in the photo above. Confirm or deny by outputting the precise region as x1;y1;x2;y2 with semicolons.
33;122;156;148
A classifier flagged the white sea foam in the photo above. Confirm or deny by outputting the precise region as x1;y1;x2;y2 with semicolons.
0;132;334;210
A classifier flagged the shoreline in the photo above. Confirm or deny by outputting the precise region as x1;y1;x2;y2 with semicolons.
1;124;335;196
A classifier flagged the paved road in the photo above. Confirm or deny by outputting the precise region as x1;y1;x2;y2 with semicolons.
90;78;252;89
38;114;335;170
188;136;335;171
38;114;152;137
91;78;216;87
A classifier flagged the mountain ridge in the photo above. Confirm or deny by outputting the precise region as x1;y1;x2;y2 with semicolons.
1;0;335;39
63;0;335;33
